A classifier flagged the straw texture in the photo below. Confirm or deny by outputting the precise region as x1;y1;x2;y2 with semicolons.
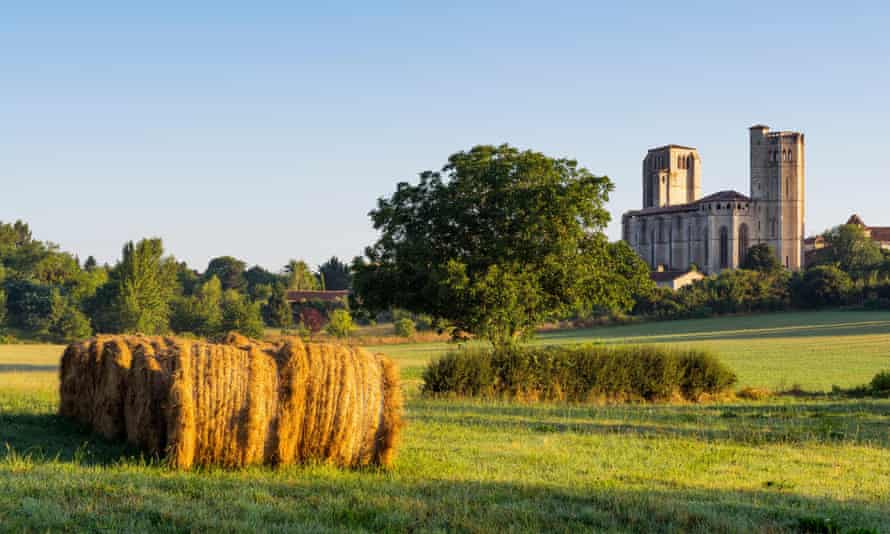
59;334;403;469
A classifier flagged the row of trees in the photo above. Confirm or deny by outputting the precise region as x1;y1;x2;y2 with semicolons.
636;224;890;320
0;220;353;342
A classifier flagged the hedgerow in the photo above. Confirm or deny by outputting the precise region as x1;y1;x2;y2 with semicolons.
422;344;736;403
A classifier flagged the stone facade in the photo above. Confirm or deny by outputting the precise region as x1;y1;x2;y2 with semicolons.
622;125;805;274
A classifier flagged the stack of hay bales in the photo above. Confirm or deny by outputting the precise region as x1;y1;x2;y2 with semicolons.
59;334;402;469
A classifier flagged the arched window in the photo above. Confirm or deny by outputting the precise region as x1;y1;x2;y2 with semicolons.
739;224;750;264
687;154;693;169
719;227;729;269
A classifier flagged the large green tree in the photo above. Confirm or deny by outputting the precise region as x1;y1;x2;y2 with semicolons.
819;224;883;277
95;239;178;334
204;256;247;291
318;256;352;291
740;243;782;273
353;144;619;348
220;289;265;338
263;283;293;330
284;260;321;290
170;276;223;337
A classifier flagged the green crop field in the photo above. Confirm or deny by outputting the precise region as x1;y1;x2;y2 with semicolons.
2;310;889;532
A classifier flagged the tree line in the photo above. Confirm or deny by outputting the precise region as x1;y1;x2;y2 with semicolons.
0;221;352;343
5;143;881;347
635;224;890;319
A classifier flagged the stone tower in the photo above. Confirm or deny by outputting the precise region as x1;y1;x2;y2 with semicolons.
749;125;805;270
641;145;702;208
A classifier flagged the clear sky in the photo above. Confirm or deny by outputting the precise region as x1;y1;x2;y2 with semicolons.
2;1;888;272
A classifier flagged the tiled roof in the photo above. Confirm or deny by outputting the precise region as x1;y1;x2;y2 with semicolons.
624;190;751;217
696;190;751;203
868;227;890;243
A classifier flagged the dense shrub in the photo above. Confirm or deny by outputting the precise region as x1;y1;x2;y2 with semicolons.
422;344;736;403
299;308;326;332
394;318;416;338
634;269;789;320
421;348;497;397
793;265;853;308
870;370;890;394
49;294;93;342
325;309;355;338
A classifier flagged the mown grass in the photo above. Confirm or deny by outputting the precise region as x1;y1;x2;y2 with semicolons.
2;310;890;532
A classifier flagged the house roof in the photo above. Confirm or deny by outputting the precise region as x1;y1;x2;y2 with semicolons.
286;290;350;302
868;227;890;243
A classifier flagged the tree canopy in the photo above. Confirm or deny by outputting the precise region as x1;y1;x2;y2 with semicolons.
353;144;622;347
740;243;782;273
819;224;883;277
204;256;247;291
284;260;321;290
318;257;352;291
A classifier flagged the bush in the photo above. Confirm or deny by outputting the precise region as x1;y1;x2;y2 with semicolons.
393;318;416;338
422;344;736;403
299;307;326;332
50;303;93;343
220;290;265;339
421;348;496;397
793;265;852;308
325;309;355;338
870;370;890;394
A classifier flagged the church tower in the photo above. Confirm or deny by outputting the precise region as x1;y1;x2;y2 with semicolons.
641;145;702;208
749;125;805;270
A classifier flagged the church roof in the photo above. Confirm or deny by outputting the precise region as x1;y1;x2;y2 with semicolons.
624;190;751;217
697;190;751;203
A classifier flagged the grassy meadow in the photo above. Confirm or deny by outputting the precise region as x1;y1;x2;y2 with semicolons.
1;310;889;532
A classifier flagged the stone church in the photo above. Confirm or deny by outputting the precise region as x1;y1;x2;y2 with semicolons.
621;125;805;275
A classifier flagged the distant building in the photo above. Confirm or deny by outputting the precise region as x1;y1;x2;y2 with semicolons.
649;267;705;290
845;214;890;250
805;214;890;267
622;125;806;274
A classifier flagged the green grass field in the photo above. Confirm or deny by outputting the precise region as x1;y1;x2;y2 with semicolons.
2;311;889;532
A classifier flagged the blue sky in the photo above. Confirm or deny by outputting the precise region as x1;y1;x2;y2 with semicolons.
2;1;888;272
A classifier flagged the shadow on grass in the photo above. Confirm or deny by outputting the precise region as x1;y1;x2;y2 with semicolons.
2;467;887;532
0;411;142;466
409;398;890;447
0;364;59;373
539;316;890;345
